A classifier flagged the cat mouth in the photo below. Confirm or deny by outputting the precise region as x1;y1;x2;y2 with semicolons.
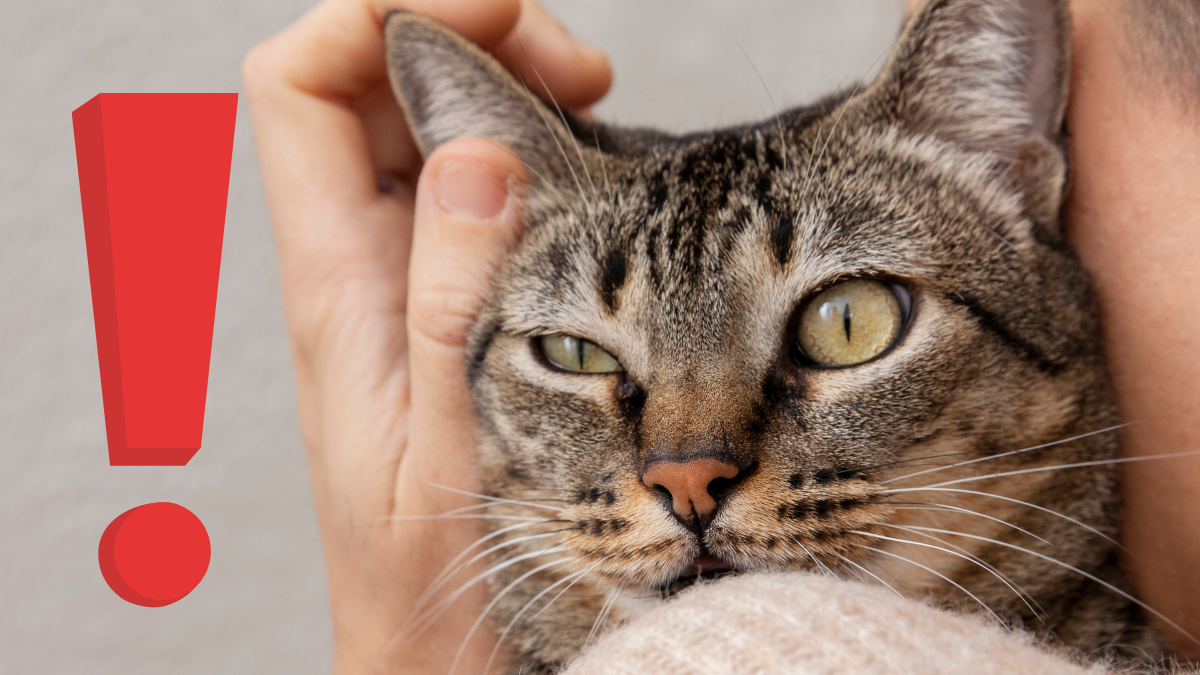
656;554;738;598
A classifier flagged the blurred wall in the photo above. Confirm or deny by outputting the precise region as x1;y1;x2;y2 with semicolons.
0;1;902;672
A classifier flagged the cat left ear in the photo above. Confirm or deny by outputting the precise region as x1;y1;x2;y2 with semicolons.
384;12;578;185
875;0;1070;160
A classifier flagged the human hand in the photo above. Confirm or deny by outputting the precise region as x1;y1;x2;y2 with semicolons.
241;1;610;672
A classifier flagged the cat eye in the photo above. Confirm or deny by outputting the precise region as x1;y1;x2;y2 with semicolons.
539;334;624;374
794;279;909;367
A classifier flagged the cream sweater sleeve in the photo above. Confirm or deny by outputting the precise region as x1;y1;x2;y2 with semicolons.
562;572;1112;675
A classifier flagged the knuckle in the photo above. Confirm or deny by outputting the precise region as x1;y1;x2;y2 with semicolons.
240;39;282;97
408;287;481;351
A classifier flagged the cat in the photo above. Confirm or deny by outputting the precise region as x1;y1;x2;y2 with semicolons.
383;0;1191;672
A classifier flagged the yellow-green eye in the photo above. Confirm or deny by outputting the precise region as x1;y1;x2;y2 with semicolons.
795;279;906;367
540;334;624;373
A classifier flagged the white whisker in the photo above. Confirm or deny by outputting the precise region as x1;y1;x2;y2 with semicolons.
918;450;1200;490
883;424;1130;485
900;525;1200;650
381;514;555;522
512;37;597;204
438;123;573;206
413;520;545;614
875;523;1042;619
582;586;621;653
422;481;565;513
408;529;572;622
797;80;860;207
484;560;606;675
406;545;568;637
883;487;1120;546
592;129;611;195
531;560;601;621
435;502;560;518
833;553;906;599
448;557;574;675
891;503;1050;545
796;541;836;577
728;28;788;174
857;541;1005;624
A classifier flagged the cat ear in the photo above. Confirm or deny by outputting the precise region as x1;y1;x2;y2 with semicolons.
384;12;577;185
874;0;1070;160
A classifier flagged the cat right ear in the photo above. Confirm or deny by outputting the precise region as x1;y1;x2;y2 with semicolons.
873;0;1070;161
384;12;577;185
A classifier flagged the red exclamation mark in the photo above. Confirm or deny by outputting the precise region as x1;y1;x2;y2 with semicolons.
73;93;237;607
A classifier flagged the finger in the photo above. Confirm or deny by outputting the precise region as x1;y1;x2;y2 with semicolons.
353;0;611;181
353;81;421;181
273;0;522;101
243;0;521;279
243;0;604;329
492;0;613;109
400;136;527;508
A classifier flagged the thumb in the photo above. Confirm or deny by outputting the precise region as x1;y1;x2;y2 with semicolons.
400;136;527;508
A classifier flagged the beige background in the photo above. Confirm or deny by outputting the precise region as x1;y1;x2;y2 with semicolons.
0;1;902;672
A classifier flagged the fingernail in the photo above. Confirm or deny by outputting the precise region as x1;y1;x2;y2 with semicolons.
433;160;510;218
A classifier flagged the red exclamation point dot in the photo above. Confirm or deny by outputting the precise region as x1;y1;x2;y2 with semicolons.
98;503;211;607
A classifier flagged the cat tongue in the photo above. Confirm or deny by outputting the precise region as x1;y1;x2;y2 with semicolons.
691;555;734;574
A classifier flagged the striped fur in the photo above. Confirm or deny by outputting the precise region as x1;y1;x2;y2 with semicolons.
384;1;1185;672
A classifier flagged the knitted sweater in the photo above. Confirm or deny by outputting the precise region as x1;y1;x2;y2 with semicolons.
562;572;1114;675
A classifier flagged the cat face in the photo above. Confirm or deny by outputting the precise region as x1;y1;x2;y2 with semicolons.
387;0;1135;669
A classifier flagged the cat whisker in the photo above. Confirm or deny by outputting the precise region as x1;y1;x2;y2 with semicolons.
435;501;562;517
512;37;599;205
422;481;566;513
883;423;1130;485
796;541;836;577
874;523;1043;620
836;451;977;477
806;41;908;211
900;525;1200;650
380;514;561;523
593;129;612;195
882;487;1120;547
854;540;1005;625
728;28;789;174
530;560;601;621
917;450;1200;490
832;552;906;599
410;528;578;622
490;487;576;498
448;557;576;675
485;559;608;675
404;545;569;638
438;123;574;207
888;503;1051;545
582;585;623;653
797;79;861;207
413;520;548;614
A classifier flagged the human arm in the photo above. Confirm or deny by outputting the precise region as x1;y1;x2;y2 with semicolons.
1065;0;1200;657
241;1;610;672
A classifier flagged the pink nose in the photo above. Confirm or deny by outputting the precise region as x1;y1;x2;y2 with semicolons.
643;458;740;520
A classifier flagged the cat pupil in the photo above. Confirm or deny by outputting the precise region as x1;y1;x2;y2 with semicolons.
843;303;852;343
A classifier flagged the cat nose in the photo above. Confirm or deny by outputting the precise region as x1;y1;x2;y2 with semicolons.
642;458;740;522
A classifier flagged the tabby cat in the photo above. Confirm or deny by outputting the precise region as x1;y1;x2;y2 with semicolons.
384;0;1191;672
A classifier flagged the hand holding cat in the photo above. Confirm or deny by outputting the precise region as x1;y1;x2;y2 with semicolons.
242;1;610;672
